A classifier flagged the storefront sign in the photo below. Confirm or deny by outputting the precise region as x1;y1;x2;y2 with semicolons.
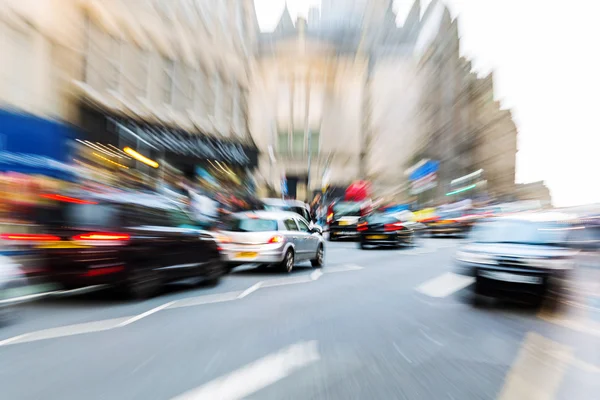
114;120;253;166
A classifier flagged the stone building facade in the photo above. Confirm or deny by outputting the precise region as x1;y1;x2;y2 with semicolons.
415;1;517;203
1;0;259;152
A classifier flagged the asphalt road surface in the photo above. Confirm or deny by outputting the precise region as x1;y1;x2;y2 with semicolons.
1;238;600;399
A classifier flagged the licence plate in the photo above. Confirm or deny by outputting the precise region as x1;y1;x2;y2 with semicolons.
236;252;258;259
338;221;350;226
36;241;88;249
479;271;542;284
367;235;387;240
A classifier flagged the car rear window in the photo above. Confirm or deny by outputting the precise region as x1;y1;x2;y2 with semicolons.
365;213;395;224
469;220;570;245
35;203;120;229
223;218;278;232
333;203;361;216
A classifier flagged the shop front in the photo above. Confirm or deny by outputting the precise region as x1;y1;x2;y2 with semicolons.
77;106;259;194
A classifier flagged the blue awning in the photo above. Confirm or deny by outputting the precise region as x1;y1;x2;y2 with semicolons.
0;109;76;180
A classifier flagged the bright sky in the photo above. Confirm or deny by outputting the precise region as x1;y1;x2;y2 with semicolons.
253;0;600;207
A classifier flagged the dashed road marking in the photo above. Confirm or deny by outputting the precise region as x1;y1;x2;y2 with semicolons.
415;272;475;298
171;340;320;400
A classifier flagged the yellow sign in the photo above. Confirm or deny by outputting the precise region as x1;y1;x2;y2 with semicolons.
236;252;258;258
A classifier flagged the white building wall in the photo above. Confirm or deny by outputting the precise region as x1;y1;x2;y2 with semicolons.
368;58;423;197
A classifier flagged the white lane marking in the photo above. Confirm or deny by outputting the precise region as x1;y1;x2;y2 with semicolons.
51;285;109;297
0;317;130;346
310;269;323;281
392;342;412;364
168;291;242;309
0;284;107;305
324;264;364;273
0;333;30;346
237;282;262;299
171;340;320;400
260;275;313;288
498;332;571;400
415;272;475;298
116;301;177;328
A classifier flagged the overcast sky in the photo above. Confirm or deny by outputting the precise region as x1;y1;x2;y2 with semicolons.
253;0;600;207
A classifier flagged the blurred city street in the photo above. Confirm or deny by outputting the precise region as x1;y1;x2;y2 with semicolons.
2;238;600;399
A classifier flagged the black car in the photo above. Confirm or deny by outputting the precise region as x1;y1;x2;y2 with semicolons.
358;212;418;249
455;214;578;304
328;202;365;241
34;193;225;299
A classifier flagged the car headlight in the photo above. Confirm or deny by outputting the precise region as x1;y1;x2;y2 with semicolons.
455;251;497;265
528;258;573;270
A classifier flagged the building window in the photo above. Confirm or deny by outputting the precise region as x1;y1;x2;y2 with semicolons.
107;36;121;91
162;57;174;105
194;67;207;117
212;72;221;120
277;132;289;154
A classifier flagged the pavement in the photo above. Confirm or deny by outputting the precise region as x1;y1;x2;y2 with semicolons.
1;238;600;399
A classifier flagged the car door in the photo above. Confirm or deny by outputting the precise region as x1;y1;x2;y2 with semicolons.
165;207;211;279
295;217;317;260
124;205;181;275
283;218;301;255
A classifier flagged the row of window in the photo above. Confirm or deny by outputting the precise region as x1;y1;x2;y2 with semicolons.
277;131;320;156
84;18;247;137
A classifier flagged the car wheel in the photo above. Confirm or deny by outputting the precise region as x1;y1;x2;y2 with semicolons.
281;249;295;273
328;234;337;242
311;245;324;268
123;267;161;300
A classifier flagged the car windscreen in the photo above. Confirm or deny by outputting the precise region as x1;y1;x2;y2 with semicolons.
365;213;395;224
35;203;119;229
222;217;278;232
469;220;570;245
333;203;361;217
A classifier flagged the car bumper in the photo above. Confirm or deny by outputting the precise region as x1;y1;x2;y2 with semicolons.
360;232;412;245
329;228;359;239
459;262;557;297
219;243;287;264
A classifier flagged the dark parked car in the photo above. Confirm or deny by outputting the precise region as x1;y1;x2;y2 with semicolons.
357;212;419;249
455;213;579;305
34;192;225;299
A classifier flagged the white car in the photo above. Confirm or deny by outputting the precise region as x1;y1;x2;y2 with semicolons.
217;211;326;273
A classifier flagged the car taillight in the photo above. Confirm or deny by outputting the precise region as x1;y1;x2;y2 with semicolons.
268;235;284;244
357;222;368;232
72;232;130;241
215;234;232;243
384;222;404;232
327;213;334;223
0;233;60;242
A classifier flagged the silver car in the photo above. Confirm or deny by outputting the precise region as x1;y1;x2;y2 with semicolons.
217;211;325;272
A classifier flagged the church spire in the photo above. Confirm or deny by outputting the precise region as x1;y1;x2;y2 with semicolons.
274;2;295;34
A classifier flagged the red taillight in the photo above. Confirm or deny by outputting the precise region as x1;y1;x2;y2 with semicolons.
327;213;334;223
384;222;404;232
72;232;130;241
1;233;60;241
268;235;284;244
41;194;97;204
357;222;368;232
83;266;124;277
